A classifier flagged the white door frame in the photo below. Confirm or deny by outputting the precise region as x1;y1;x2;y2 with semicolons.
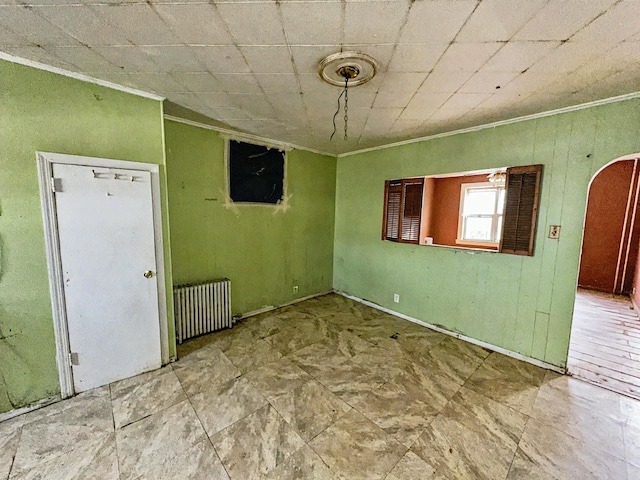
37;152;169;399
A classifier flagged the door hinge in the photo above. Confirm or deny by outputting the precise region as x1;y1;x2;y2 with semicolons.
51;177;63;193
69;352;79;366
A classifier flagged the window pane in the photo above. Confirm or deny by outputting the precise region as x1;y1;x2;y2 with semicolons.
464;190;497;215
496;215;503;242
497;188;506;213
463;216;493;240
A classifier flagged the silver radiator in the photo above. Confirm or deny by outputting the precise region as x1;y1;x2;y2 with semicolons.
173;278;233;344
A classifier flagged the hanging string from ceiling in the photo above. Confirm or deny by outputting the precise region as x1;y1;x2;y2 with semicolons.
330;77;349;142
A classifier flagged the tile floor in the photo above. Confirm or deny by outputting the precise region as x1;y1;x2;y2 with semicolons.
2;293;640;479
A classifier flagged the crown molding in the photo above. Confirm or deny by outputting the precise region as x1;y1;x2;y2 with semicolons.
339;91;640;158
164;115;335;157
0;52;164;101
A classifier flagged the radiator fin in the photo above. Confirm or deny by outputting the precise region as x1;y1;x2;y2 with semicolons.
173;278;233;344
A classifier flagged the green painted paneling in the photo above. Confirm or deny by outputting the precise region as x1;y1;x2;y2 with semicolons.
164;120;336;316
0;60;173;414
334;98;640;368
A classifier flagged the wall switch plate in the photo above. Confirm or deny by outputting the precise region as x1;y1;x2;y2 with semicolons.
393;294;400;303
293;285;299;294
549;225;561;239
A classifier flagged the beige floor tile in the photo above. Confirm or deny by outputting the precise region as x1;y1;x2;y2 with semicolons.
531;374;626;460
411;387;528;480
223;338;283;374
9;433;118;480
10;388;113;477
263;317;330;355
244;357;312;402
110;366;185;428
211;404;305;480
115;400;206;480
189;376;267;436
172;344;241;396
507;417;627;480
309;409;407;480
261;444;334;480
386;451;436;480
0;418;22;480
465;352;546;416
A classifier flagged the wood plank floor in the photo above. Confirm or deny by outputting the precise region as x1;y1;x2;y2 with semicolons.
568;288;640;400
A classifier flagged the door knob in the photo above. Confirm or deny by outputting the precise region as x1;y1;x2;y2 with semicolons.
143;270;154;278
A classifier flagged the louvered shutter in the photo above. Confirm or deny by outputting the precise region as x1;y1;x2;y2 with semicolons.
499;165;543;256
382;178;424;244
400;179;424;243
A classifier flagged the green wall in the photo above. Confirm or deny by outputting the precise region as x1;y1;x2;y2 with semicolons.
165;120;336;316
334;98;640;368
0;60;173;414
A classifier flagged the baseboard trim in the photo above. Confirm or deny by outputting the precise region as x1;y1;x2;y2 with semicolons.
238;290;333;320
335;290;565;374
0;395;60;423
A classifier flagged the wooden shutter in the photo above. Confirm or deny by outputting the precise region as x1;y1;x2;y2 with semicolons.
382;178;424;244
383;180;402;240
401;179;424;243
499;165;543;256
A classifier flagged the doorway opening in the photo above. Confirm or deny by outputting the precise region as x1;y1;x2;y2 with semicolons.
568;155;640;400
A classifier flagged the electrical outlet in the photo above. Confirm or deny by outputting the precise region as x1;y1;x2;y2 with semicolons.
293;285;299;294
548;225;561;239
393;294;400;303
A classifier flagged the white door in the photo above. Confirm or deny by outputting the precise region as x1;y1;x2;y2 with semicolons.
52;163;161;392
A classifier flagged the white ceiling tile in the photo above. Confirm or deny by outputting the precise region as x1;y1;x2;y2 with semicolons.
213;106;251;121
0;6;81;46
298;73;340;96
514;0;618;41
216;2;286;45
46;45;122;72
280;1;342;45
0;45;78;70
435;42;503;72
213;74;261;93
457;71;519;94
169;73;224;93
525;42;596;74
255;74;299;93
569;0;640;48
190;46;249;73
364;107;403;128
0;23;29;45
418;68;474;94
344;0;409;44
90;4;179;45
440;92;492;111
35;5;131;46
483;41;559;73
387;44;448;73
141;46;206;72
398;92;450;120
239;46;293;73
342;44;396;73
372;90;415;109
378;72;427;93
152;3;233;45
125;72;187;93
92;46;159;72
457;0;549;42
192;93;239;108
291;45;340;74
399;0;477;44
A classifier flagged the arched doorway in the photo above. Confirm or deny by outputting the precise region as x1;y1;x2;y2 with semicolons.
568;155;640;399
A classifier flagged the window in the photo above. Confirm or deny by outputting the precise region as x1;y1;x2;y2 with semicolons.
229;140;285;204
457;183;505;247
382;165;543;256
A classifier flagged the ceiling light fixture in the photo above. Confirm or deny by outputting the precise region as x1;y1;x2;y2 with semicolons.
318;52;378;142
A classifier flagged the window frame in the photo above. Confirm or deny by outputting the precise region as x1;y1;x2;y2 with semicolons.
381;164;543;256
382;177;425;244
456;182;505;248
